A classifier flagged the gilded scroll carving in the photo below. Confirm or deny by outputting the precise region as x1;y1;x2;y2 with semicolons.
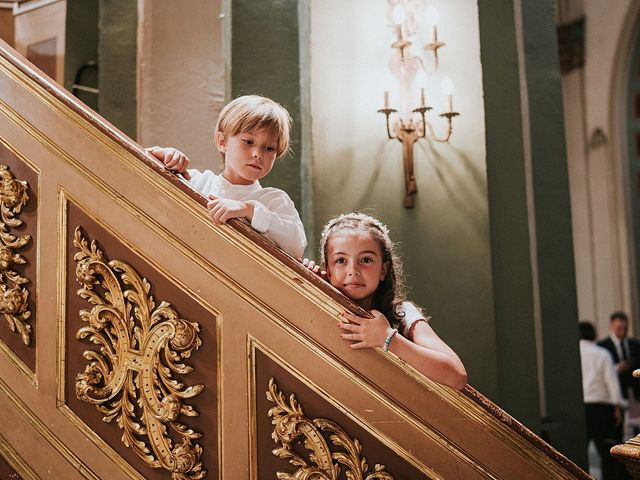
0;164;31;345
267;378;394;480
73;227;206;480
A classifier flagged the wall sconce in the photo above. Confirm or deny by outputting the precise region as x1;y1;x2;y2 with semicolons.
378;1;460;208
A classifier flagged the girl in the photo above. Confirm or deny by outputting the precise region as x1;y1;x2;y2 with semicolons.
307;213;467;390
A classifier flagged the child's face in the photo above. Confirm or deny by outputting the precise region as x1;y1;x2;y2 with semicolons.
217;128;278;185
325;233;388;310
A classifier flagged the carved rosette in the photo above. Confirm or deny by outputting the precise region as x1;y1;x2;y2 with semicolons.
73;227;206;480
267;378;394;480
0;164;31;345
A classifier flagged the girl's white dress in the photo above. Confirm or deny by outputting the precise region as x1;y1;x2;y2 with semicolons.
398;301;429;338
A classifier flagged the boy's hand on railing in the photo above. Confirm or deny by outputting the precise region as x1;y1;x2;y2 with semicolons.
207;195;254;224
145;146;191;180
302;258;327;280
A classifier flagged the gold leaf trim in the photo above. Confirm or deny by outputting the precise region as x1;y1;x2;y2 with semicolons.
0;164;31;345
267;378;394;480
73;226;206;480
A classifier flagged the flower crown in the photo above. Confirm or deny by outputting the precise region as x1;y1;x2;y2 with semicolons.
321;212;390;239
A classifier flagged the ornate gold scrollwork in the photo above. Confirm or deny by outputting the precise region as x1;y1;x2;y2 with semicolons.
267;378;395;480
0;164;31;345
73;227;206;480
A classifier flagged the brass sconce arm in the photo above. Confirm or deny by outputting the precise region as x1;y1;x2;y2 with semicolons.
378;103;460;209
377;107;399;140
412;106;432;139
425;110;460;143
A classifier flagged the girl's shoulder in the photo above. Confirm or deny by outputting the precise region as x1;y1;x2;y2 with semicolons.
396;301;430;338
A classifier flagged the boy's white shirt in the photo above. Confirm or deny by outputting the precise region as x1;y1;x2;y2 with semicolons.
187;169;307;259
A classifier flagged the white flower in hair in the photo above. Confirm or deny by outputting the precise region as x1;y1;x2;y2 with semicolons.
322;212;390;238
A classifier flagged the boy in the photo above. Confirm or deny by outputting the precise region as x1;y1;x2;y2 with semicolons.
148;95;307;259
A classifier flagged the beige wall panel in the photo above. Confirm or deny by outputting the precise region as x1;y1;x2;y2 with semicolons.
0;9;15;47
0;389;87;480
13;0;65;83
562;69;597;323
137;0;225;169
0;433;39;480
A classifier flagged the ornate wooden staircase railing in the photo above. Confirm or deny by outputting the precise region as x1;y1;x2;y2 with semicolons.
0;38;592;479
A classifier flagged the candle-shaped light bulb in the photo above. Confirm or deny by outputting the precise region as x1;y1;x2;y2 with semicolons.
426;5;439;44
425;6;439;25
419;88;426;107
415;68;427;88
441;76;454;95
383;90;390;109
392;4;406;41
441;76;454;112
392;4;406;25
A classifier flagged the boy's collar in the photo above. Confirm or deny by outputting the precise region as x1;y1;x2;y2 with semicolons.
218;173;261;190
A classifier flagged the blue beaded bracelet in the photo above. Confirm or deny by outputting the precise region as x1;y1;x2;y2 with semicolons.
383;329;398;352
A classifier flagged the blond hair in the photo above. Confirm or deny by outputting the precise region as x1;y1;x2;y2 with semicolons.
320;213;407;325
215;95;291;159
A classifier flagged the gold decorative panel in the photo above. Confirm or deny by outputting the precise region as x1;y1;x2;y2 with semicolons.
254;348;432;478
0;164;31;346
267;378;394;480
73;227;207;480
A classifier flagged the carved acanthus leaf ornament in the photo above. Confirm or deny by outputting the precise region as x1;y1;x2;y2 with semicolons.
267;378;394;480
0;164;31;345
73;227;206;480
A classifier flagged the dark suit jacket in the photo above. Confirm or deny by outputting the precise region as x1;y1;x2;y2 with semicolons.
597;336;640;399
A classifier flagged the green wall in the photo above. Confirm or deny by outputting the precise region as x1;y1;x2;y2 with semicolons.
521;1;585;463
478;0;541;431
98;0;138;139
65;0;137;139
64;0;99;111
479;0;586;465
230;0;302;209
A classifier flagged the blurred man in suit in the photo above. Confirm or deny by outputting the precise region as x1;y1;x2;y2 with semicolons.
598;311;640;403
597;311;639;479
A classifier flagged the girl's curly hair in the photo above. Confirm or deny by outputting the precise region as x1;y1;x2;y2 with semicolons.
320;213;407;327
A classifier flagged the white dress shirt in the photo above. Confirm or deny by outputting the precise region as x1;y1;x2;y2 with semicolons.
580;339;622;405
187;169;307;259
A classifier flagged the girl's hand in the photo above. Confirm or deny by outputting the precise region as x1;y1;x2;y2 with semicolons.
302;258;327;279
146;146;191;179
339;310;394;350
207;195;254;224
